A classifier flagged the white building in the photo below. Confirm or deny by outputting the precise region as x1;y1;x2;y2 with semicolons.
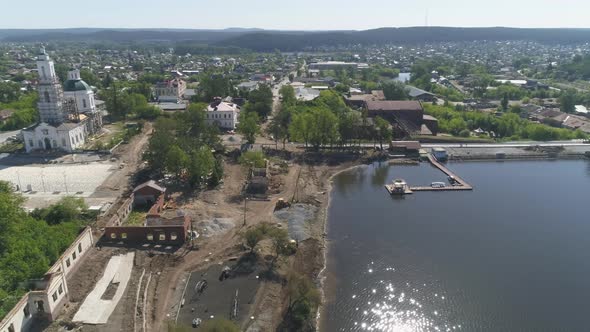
205;98;240;129
154;78;186;103
22;48;102;153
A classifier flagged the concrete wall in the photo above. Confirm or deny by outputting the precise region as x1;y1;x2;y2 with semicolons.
0;227;94;331
104;225;188;245
0;296;34;332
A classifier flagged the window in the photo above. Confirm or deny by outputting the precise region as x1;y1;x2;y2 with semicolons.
72;251;77;260
83;98;87;108
62;138;66;147
71;138;74;145
36;300;44;312
23;303;30;317
8;323;15;332
29;139;33;147
52;291;58;302
170;233;178;241
66;258;71;267
41;66;46;79
110;233;117;239
147;234;154;241
78;243;82;253
159;233;166;241
121;233;127;239
58;284;63;295
42;129;49;135
44;91;50;103
38;140;43;148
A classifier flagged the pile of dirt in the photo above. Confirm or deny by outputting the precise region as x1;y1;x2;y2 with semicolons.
273;204;318;241
197;217;236;237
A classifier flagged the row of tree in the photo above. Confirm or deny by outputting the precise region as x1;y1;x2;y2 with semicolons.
425;104;588;140
264;87;392;150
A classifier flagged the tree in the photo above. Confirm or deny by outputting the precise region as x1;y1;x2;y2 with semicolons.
269;228;290;259
501;93;509;111
559;89;577;113
279;85;296;107
165;145;189;178
237;111;260;144
285;272;322;330
31;196;88;225
239;151;266;168
243;228;264;252
199;75;231;102
188;146;215;187
382;81;409;100
246;84;274;118
0;81;22;103
374;116;392;150
209;156;224;187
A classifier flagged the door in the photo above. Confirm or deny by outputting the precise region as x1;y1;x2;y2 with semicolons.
44;137;51;150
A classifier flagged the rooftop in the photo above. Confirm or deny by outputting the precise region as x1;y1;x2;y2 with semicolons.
365;100;423;112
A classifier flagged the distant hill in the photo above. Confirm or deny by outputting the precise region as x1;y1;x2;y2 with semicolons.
220;27;590;51
2;27;590;51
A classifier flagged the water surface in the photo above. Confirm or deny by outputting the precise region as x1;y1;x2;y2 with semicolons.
323;160;590;332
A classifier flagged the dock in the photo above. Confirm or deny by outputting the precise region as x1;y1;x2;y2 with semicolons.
384;184;413;195
410;154;473;192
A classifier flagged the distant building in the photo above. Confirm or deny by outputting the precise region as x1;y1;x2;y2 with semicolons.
154;78;186;103
406;86;437;102
249;74;274;83
364;100;438;137
295;87;320;101
205;98;241;129
308;61;369;70
237;81;260;92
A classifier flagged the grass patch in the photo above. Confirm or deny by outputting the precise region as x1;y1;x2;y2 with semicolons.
0;142;23;153
125;211;146;226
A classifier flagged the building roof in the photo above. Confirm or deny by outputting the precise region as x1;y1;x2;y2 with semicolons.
134;180;166;194
63;79;91;92
207;101;240;112
406;86;434;98
365;100;423;112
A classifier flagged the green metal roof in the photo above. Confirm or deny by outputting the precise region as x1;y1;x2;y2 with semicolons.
63;79;91;92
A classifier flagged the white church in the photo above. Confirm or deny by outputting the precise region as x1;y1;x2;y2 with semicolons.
22;48;102;153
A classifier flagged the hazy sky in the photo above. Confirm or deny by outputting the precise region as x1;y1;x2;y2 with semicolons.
2;0;590;30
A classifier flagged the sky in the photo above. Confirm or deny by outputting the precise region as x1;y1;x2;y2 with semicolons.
2;0;590;30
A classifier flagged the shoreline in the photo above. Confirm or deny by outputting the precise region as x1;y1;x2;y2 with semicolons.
315;163;369;331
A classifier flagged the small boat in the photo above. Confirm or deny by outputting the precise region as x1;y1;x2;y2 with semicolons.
385;179;413;195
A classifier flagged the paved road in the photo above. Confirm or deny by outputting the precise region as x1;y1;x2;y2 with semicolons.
421;141;589;148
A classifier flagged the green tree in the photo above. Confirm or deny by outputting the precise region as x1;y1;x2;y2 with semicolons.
199;75;231;102
279;85;296;107
165;145;189;178
285;272;322;331
501;93;509;111
559;89;577;113
239;151;266;168
0;81;22;103
243;227;264;252
31;197;88;225
382;81;409;100
374;116;392;150
188;146;215;187
246;84;274;118
238;111;260;144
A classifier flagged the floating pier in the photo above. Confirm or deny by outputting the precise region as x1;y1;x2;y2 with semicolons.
411;154;473;192
385;154;473;195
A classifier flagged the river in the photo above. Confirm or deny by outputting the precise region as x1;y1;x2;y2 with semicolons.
323;160;590;332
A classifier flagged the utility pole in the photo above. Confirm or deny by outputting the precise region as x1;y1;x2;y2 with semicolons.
243;197;248;226
16;170;22;192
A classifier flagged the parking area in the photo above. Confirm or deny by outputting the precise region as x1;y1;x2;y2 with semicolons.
177;257;262;328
